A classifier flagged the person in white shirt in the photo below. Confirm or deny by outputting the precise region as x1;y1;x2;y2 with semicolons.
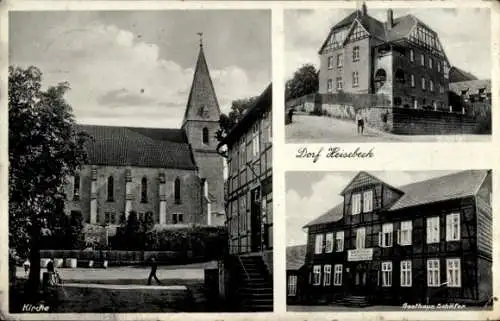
23;258;30;276
355;110;365;135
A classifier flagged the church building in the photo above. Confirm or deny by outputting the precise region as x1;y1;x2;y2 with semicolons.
64;41;225;228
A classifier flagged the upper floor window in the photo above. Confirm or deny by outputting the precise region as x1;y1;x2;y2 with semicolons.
409;49;415;62
141;177;148;203
420;53;425;66
395;69;405;84
446;213;460;241
333;264;343;285
313;265;321;285
325;233;334;253
412;96;418;109
327;79;333;92
356;227;366;249
328;56;334;69
251;123;260;158
421;77;426;90
353;46;360;62
73;173;80;201
380;223;393;248
381;261;392;287
446;258;461;287
202;127;209;145
430;80;434;92
323;265;332;286
398;220;412;246
335;231;344;252
363;190;373;212
337;53;343;68
314;234;324;254
427;259;440;287
437;61;441;72
288;275;297;296
439;83;444;94
336;77;343;90
174;177;181;204
351;193;361;215
410;74;415;88
426;216;440;244
400;260;412;287
352;71;359;87
107;176;114;202
429;57;433;69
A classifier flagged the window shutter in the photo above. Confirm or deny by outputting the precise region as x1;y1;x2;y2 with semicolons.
378;231;382;247
397;229;401;245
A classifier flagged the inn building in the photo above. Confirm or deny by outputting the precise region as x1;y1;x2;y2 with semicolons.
218;84;273;311
318;3;450;110
297;170;492;306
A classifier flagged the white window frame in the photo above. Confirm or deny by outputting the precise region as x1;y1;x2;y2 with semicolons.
356;227;366;249
288;275;297;296
363;190;373;213
380;223;393;248
336;77;343;90
251;123;259;158
325;233;334;253
314;234;324;254
352;193;361;215
328;56;334;69
430;80;434;92
429;57;433;69
398;220;412;246
352;71;359;87
381;261;392;287
353;46;360;62
426;216;440;244
420;53;425;66
410;49;415;62
427;259;440;287
437;61;441;72
421;77;426;90
400;260;412;287
327;79;333;92
335;231;344;252
323;265;332;286
333;264;343;285
313;265;321;286
446;258;461;287
410;74;415;87
446;213;460;241
337;53;343;68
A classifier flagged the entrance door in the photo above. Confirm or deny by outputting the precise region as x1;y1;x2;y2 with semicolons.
250;187;262;252
353;265;368;295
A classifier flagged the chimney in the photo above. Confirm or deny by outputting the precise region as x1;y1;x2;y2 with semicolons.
361;2;367;16
387;9;394;30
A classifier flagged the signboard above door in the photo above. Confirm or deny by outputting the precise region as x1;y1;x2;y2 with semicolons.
347;248;374;261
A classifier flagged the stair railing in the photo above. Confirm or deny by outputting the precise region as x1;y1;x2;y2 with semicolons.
238;255;251;281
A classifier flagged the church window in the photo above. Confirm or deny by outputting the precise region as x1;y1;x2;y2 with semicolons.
174;177;181;204
202;127;209;145
107;176;114;202
141;177;148;203
73;173;80;201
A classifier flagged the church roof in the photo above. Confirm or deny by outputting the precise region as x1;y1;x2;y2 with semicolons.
76;124;197;170
183;44;221;124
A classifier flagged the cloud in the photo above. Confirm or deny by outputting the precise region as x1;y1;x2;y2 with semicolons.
17;20;265;127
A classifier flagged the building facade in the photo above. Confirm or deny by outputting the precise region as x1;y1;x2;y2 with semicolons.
218;84;273;311
64;42;225;228
299;171;492;306
318;4;450;110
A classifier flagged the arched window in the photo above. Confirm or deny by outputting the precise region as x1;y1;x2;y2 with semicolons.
374;69;386;91
174;177;181;204
202;127;209;145
141;177;148;203
395;69;405;84
107;176;114;202
73;174;80;200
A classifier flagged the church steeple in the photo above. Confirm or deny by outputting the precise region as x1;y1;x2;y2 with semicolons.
182;36;221;126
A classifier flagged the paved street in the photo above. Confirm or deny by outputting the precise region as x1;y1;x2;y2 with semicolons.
286;115;490;143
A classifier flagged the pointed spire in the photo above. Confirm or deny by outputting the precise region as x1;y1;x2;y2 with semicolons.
182;36;221;125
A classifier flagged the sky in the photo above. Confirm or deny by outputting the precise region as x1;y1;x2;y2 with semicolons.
285;170;461;246
9;10;271;128
285;7;491;80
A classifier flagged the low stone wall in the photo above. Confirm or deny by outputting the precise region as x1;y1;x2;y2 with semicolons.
360;106;393;132
321;104;356;120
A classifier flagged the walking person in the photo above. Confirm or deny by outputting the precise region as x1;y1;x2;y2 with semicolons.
147;256;162;285
288;108;294;124
355;110;364;135
23;258;30;277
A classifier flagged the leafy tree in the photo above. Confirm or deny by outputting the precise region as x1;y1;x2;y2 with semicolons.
9;66;89;292
215;96;259;142
285;64;319;101
67;211;85;249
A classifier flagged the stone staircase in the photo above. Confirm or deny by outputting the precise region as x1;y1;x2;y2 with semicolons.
235;255;273;312
342;295;371;307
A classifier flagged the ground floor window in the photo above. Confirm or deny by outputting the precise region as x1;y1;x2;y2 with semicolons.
288;275;297;296
446;258;461;287
313;265;321;285
427;259;440;287
333;264;343;285
400;260;412;287
381;261;392;287
323;265;332;286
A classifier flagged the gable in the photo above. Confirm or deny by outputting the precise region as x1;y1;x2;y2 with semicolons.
407;22;447;60
319;26;350;54
344;20;370;45
340;171;401;195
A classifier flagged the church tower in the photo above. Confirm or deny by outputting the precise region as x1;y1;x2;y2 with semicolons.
182;36;225;223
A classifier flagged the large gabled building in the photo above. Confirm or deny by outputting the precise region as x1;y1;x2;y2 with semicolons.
318;3;450;111
298;170;492;306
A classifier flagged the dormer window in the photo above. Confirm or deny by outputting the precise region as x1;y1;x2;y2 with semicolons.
351;193;361;215
363;190;373;212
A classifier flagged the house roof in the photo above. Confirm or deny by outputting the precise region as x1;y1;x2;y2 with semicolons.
304;170;489;228
286;244;307;270
340;171;402;196
449;66;478;83
221;83;272;146
76;124;197;170
449;80;491;96
389;170;489;211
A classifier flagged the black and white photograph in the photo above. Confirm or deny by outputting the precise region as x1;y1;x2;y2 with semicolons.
284;4;492;143
286;170;493;311
8;9;272;313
